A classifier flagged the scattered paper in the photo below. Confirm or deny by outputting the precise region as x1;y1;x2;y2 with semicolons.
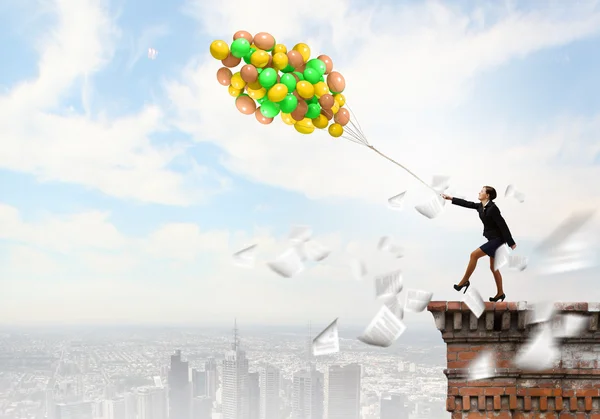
468;351;495;381
384;294;404;320
289;225;313;243
377;236;404;258
527;301;556;325
508;255;528;271
404;289;433;313
553;314;587;339
349;259;368;281
415;195;446;219
538;239;597;275
374;270;403;299
493;244;510;271
267;247;305;278
148;48;158;60
387;191;407;210
513;325;560;371
302;240;331;262
312;318;339;356
358;305;407;348
504;184;525;203
431;175;450;193
463;287;485;318
536;210;596;254
232;244;258;268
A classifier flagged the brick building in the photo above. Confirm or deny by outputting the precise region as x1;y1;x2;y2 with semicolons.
427;301;600;418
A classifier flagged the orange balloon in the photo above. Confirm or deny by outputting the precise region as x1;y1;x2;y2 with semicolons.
236;95;257;115
233;30;253;44
317;54;334;74
240;65;258;83
216;67;232;86
254;32;276;51
255;107;273;125
334;108;350;126
222;53;241;68
327;72;346;93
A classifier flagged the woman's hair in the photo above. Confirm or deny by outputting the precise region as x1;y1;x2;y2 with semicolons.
484;186;497;200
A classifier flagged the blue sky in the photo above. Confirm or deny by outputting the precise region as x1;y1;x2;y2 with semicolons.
1;0;600;329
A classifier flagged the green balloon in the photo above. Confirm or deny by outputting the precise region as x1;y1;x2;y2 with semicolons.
279;94;298;113
293;71;304;81
306;59;327;76
231;38;251;58
243;47;256;64
319;75;324;82
306;103;321;119
260;100;280;118
281;64;295;73
257;97;266;104
280;74;297;93
259;68;278;89
257;67;263;74
303;68;320;84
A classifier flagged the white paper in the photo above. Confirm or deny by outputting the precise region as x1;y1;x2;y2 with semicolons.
414;195;446;219
468;351;495;381
513;325;560;371
312;318;339;356
358;305;407;348
552;314;587;339
527;301;556;325
493;244;510;271
508;255;528;271
387;191;407;210
288;225;313;243
349;259;367;281
463;287;485;318
232;244;258;268
374;270;403;299
377;236;404;258
148;48;158;59
302;240;331;262
404;289;433;313
538;240;597;275
536;210;596;254
384;294;404;320
267;247;305;278
504;184;525;203
431;175;450;193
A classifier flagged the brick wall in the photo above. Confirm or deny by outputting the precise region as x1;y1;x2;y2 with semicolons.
427;301;600;419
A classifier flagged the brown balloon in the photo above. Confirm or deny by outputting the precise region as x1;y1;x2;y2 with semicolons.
296;63;306;73
240;65;258;83
254;32;275;51
291;100;308;121
327;71;346;93
292;90;302;100
255;108;273;125
222;53;241;68
317;54;334;74
287;50;304;69
216;67;233;86
236;96;256;115
265;55;273;68
334;108;350;126
321;109;333;120
318;94;334;110
233;30;253;44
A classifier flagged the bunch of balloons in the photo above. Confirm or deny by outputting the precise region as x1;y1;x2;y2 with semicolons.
209;31;350;138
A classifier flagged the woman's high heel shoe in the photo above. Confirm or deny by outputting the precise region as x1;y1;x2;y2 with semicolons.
453;281;470;293
489;294;506;302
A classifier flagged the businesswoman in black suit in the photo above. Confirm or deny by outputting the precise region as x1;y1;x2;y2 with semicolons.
441;186;516;302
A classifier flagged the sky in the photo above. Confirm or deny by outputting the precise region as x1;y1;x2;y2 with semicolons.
1;0;600;330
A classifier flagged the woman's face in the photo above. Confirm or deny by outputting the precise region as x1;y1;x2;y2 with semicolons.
478;187;489;201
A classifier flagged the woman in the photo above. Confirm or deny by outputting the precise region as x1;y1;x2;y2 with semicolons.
441;186;516;302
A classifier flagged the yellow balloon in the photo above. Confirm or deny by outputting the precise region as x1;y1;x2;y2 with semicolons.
293;43;311;62
312;114;328;129
334;93;346;107
230;72;246;90
228;85;242;97
210;40;230;60
331;101;340;114
267;83;288;102
247;80;262;90
250;50;270;68
281;113;295;125
273;43;287;54
250;43;257;49
272;52;289;70
296;81;315;99
313;81;329;98
328;123;343;137
294;118;315;134
247;87;266;100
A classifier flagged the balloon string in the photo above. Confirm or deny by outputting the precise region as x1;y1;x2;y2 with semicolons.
367;145;439;194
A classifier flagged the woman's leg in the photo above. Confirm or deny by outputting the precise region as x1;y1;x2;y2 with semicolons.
458;248;487;286
490;257;504;296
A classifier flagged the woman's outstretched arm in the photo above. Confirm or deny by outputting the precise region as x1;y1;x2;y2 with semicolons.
441;194;479;209
490;206;516;247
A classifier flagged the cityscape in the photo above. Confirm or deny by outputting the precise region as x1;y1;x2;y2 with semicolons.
0;323;447;419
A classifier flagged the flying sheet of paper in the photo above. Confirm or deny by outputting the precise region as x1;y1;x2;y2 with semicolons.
493;244;510;271
374;270;403;299
387;191;407;210
302;240;331;262
377;236;404;258
527;301;556;325
312;318;339;356
538;242;597;275
357;305;407;348
508;255;528;271
384;294;404;320
148;48;158;59
553;314;587;339
535;210;596;254
431;175;450;193
505;184;525;203
349;259;368;281
404;289;434;313
232;244;258;268
289;225;313;243
414;195;446;219
468;351;495;381
513;325;560;371
267;247;305;278
463;287;485;318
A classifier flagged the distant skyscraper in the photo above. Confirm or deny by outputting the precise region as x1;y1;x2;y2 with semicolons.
221;320;250;419
193;368;207;397
136;386;167;419
205;358;218;400
259;365;280;419
55;401;93;419
192;396;213;419
380;393;408;419
291;366;324;419
104;398;127;419
169;350;192;419
325;364;361;419
248;372;260;419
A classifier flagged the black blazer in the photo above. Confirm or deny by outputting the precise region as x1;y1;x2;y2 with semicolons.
451;198;515;247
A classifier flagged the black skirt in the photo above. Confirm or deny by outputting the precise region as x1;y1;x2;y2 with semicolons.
479;237;505;257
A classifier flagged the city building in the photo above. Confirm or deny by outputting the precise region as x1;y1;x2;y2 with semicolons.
168;350;192;419
248;372;260;419
325;364;361;419
258;365;280;419
192;395;213;419
380;393;408;419
136;386;167;419
205;358;218;401
221;321;250;419
291;365;324;419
